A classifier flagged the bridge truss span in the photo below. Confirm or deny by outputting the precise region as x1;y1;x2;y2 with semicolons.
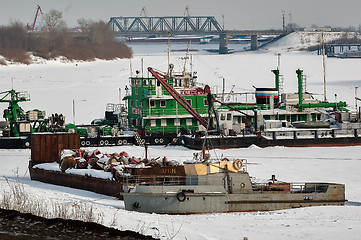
108;16;223;36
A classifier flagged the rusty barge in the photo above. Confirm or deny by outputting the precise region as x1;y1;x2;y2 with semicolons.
29;133;185;198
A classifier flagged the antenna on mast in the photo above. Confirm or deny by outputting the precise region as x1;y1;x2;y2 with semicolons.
167;31;171;75
183;40;191;75
275;53;281;70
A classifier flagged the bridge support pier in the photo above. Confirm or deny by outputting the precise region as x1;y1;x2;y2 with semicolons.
219;32;228;54
251;35;258;50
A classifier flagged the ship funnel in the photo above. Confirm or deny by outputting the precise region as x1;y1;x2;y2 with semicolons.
271;69;280;93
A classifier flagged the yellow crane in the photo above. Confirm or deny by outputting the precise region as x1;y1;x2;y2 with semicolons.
139;7;150;30
184;6;190;17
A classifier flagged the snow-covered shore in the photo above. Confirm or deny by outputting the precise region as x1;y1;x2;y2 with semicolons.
1;145;361;239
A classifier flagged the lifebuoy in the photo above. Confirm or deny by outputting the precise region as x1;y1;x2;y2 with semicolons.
81;140;86;146
99;140;104;146
176;192;186;202
155;138;159;143
86;141;91;146
233;159;243;170
159;138;164;143
117;139;123;145
24;141;30;147
104;140;109;145
123;139;127;144
241;183;246;189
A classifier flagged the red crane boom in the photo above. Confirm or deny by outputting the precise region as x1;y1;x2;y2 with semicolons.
148;67;214;130
27;5;43;31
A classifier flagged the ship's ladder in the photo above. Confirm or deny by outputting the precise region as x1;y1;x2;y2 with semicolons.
279;75;284;93
134;132;144;147
302;75;307;93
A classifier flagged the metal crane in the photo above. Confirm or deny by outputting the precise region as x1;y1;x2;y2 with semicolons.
184;6;191;17
140;7;150;30
27;5;43;31
147;67;214;130
140;7;148;18
1;89;48;137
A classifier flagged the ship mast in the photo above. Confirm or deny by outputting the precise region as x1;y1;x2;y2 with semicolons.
322;31;327;102
183;40;191;75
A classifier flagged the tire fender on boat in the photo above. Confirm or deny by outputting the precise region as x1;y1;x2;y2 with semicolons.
233;159;243;170
176;192;186;202
241;183;246;189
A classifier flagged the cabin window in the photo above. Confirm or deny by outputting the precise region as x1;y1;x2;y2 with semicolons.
190;79;195;87
161;119;167;126
150;79;155;86
227;113;232;121
160;100;166;107
150;100;155;108
143;79;148;86
131;79;136;86
136;100;138;107
186;99;192;106
174;79;178;87
203;99;208;106
317;114;321;120
174;119;180;126
220;114;225;121
186;118;192;126
184;78;189;88
157;80;161;86
136;79;142;86
130;100;133;107
150;120;156;127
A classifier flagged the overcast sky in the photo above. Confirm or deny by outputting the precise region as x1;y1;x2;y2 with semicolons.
1;0;361;30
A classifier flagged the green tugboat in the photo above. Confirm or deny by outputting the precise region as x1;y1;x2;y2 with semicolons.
124;65;213;135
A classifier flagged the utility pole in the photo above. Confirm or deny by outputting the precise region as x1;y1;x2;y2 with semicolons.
289;13;293;30
282;11;286;31
355;86;358;110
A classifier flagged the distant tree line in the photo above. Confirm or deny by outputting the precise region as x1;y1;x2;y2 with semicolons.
0;10;132;65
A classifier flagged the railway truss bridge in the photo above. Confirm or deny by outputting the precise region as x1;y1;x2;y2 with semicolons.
108;16;291;53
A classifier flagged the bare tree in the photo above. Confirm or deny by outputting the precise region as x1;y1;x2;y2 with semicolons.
41;10;68;50
0;21;27;50
89;21;115;45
